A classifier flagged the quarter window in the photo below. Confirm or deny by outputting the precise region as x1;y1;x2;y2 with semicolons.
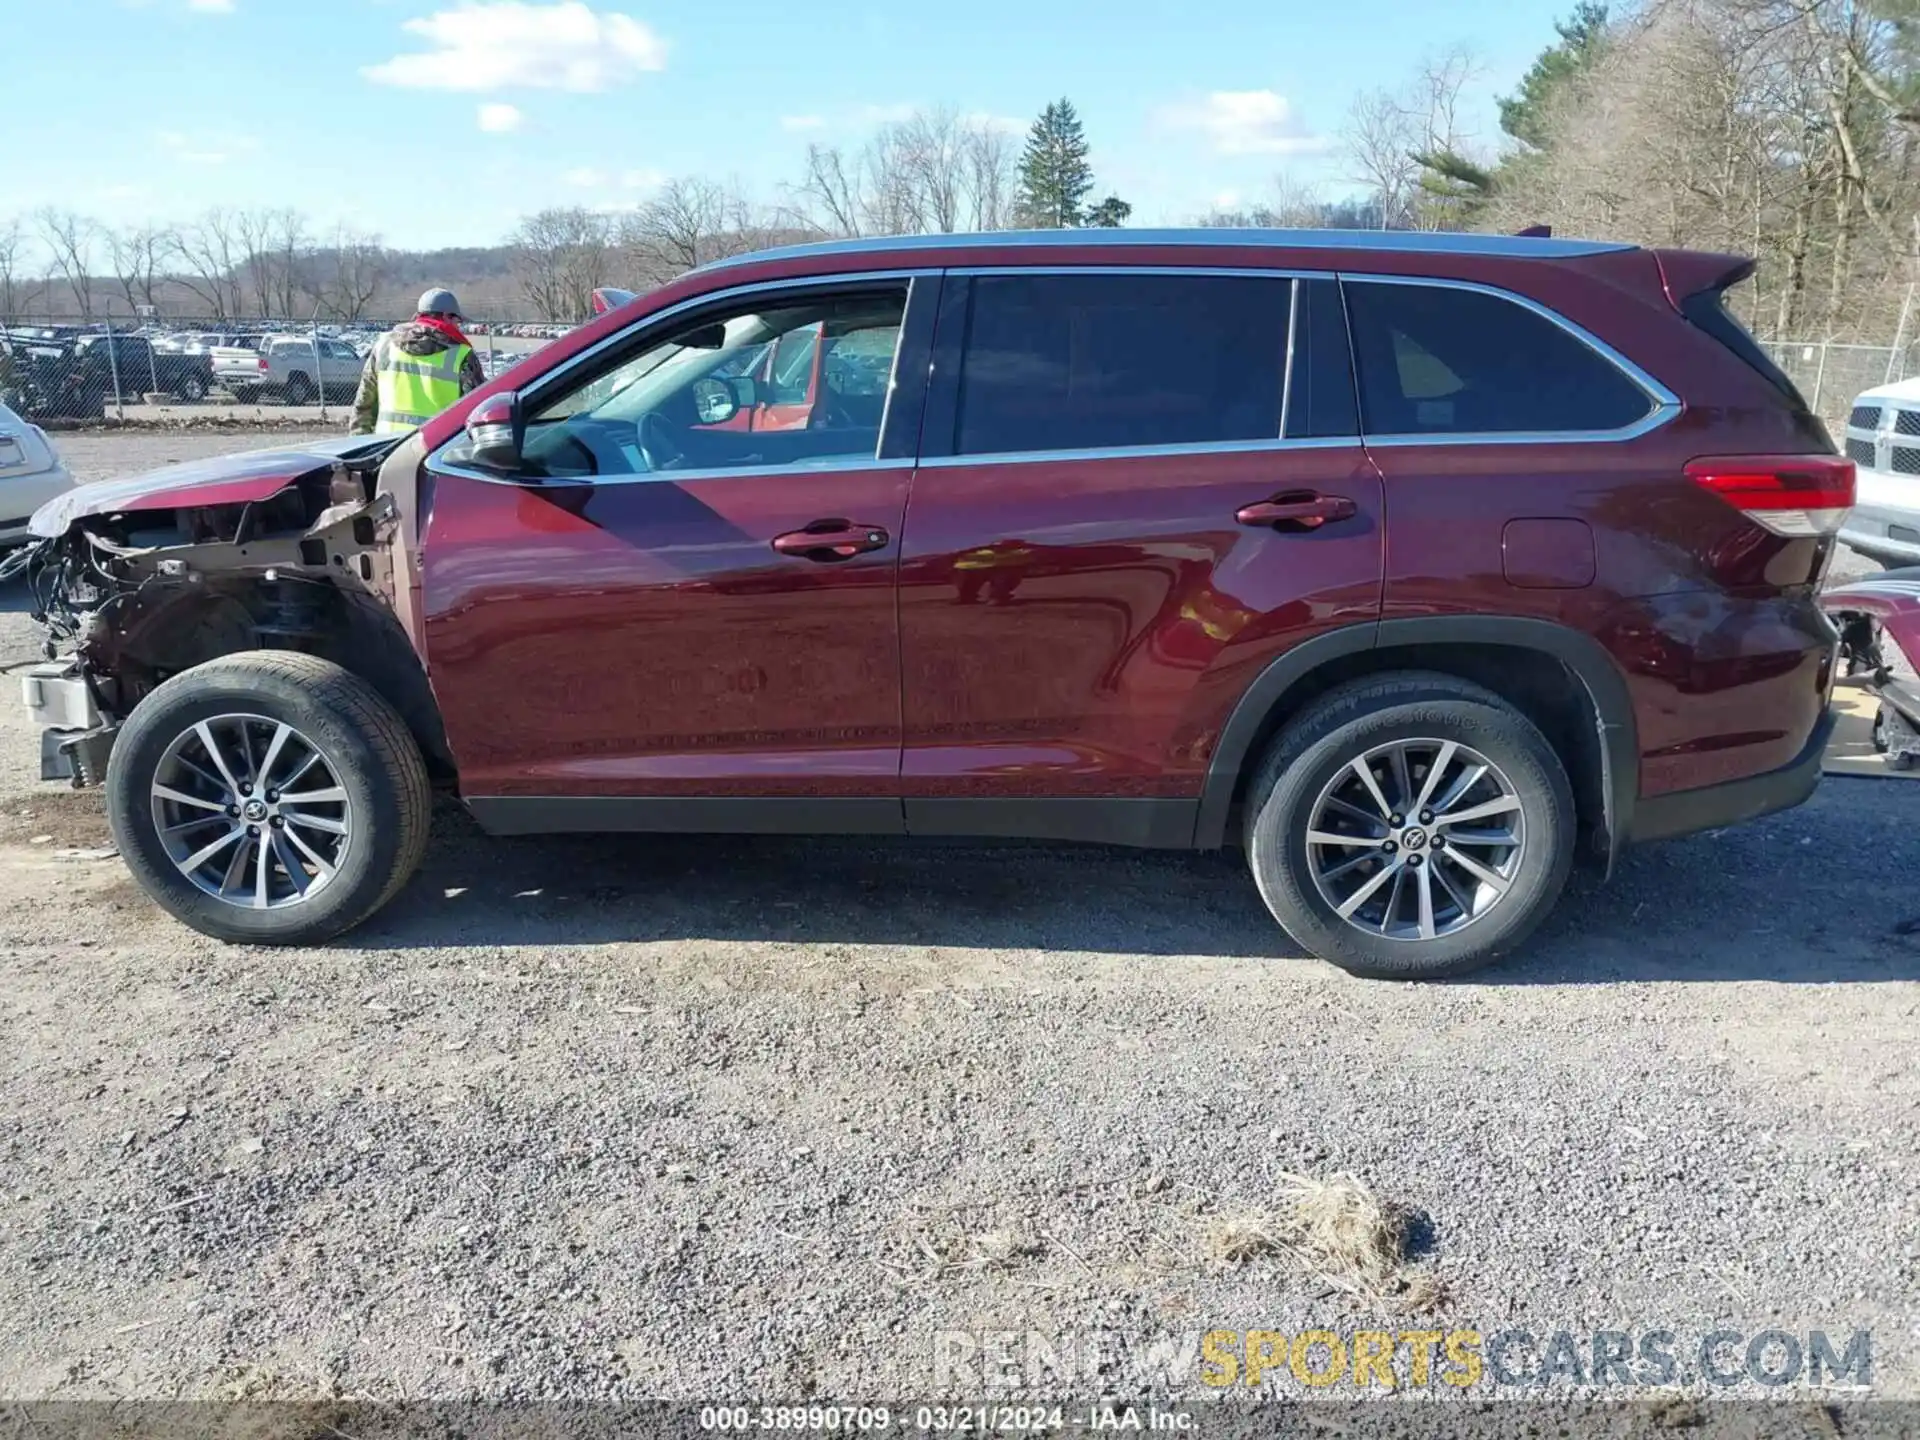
1343;281;1654;436
952;274;1290;457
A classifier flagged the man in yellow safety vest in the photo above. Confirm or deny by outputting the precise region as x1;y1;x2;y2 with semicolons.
349;288;486;436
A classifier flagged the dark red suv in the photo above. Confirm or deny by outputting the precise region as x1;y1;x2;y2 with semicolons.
19;229;1851;977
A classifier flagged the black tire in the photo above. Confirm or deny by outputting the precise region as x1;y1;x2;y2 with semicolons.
176;373;208;402
284;372;314;405
106;651;432;945
1243;671;1576;980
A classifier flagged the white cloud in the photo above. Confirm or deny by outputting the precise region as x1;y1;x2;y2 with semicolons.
156;129;259;165
620;167;664;192
1156;91;1326;156
477;102;524;132
780;114;826;132
854;102;918;125
563;166;607;188
961;110;1027;135
364;2;666;92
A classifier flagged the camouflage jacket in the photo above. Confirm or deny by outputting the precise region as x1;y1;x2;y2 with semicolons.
349;320;487;436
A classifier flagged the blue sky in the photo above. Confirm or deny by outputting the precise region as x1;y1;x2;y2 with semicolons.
1;0;1572;255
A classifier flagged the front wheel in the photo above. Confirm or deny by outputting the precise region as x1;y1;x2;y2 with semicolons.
176;373;209;402
106;651;432;945
1244;672;1576;980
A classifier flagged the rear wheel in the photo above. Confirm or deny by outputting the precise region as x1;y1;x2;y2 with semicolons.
1244;672;1576;979
283;372;315;405
106;651;431;945
175;373;208;402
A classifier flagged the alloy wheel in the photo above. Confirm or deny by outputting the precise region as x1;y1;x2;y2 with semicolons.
148;713;351;910
1304;738;1526;942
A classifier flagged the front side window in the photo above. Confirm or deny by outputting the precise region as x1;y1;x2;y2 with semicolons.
504;285;907;480
1343;281;1655;437
952;273;1289;457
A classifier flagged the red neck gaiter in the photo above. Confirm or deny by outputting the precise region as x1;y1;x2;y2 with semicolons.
414;314;470;348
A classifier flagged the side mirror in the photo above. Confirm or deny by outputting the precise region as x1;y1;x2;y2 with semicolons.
691;377;738;425
465;390;524;470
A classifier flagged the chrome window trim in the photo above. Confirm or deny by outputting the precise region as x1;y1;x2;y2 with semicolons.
955;264;1322;281
425;268;930;486
1278;277;1300;439
929;264;1678;460
1338;272;1681;445
916;436;1359;471
429;455;914;490
694;228;1635;275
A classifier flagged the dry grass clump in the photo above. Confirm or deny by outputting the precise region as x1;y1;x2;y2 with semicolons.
895;1207;1045;1280
1204;1171;1443;1313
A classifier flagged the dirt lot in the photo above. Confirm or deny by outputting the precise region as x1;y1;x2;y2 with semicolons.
0;431;1915;1406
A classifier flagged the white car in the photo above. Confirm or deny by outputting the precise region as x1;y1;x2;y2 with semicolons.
1841;376;1920;566
0;401;74;546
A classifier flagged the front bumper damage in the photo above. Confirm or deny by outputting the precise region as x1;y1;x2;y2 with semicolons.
21;659;113;784
15;438;413;790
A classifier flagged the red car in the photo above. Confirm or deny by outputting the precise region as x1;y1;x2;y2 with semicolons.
18;229;1850;978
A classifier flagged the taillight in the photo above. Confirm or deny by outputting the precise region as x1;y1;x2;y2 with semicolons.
258;356;269;372
1685;454;1855;537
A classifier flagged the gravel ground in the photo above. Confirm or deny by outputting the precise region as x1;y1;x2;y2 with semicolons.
0;431;1915;1407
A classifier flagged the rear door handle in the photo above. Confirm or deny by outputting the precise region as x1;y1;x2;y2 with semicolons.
771;520;891;561
1235;493;1358;529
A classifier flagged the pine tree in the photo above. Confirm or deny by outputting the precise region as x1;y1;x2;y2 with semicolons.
1085;194;1132;228
1015;99;1095;228
1497;2;1610;150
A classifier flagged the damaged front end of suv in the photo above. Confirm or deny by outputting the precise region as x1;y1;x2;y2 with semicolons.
16;436;446;788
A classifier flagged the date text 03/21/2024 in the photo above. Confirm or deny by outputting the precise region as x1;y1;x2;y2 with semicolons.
697;1405;1193;1432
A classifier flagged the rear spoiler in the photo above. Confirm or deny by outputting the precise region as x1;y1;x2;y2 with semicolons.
591;287;638;317
1651;249;1806;410
1651;250;1755;310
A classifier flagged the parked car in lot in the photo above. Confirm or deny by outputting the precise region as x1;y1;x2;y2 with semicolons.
71;334;213;402
1839;377;1920;565
1;332;105;421
14;228;1850;976
0;400;74;543
226;334;365;404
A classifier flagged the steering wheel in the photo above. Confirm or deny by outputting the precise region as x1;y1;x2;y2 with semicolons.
637;411;685;472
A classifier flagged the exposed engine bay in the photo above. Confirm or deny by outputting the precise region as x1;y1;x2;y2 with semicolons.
14;437;446;786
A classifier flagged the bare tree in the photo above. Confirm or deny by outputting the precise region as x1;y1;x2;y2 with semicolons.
622;179;756;286
960;123;1017;230
1339;89;1420;229
173;210;242;321
106;225;168;314
322;227;387;321
793;111;1020;238
510;207;613;321
36;209;97;320
798;144;865;237
273;209;310;318
0;218;24;320
234;209;280;320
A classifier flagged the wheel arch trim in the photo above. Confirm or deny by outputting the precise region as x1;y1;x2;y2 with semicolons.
1194;616;1639;858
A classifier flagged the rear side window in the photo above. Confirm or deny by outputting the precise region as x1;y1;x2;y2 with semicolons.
954;273;1289;456
1344;281;1653;437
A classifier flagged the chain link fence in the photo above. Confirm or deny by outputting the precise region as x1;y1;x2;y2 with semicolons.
0;307;563;426
1757;340;1920;437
